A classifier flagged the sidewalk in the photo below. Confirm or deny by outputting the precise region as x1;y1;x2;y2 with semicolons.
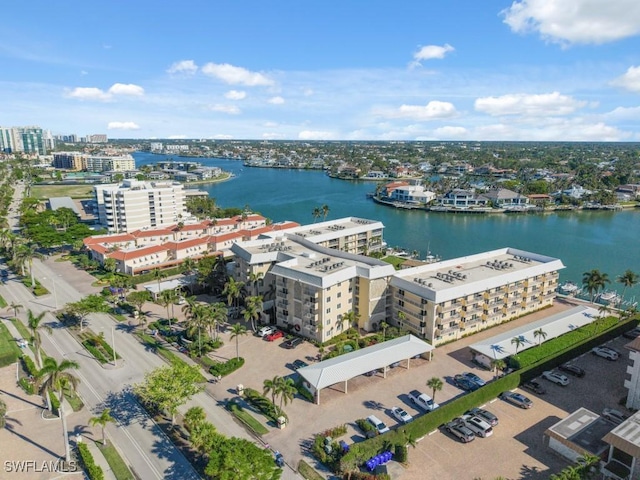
1;315;37;365
83;440;117;480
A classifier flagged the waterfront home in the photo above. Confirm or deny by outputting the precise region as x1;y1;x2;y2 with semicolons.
617;184;640;199
381;180;410;196
437;189;489;208
363;170;386;179
389;185;436;204
483;188;529;207
555;185;592;199
527;194;552;206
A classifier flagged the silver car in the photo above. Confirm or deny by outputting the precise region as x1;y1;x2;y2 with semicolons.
592;346;619;361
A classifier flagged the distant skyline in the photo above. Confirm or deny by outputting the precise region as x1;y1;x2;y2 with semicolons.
2;0;640;142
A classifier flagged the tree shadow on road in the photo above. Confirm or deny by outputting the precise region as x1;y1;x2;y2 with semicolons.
363;400;385;411
100;387;150;429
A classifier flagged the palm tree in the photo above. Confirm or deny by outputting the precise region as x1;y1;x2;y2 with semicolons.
342;310;360;331
248;271;264;297
0;397;6;429
582;269;610;303
491;358;506;379
321;204;330;221
243;295;263;332
598;303;611;319
153;269;168;295
426;377;443;403
27;309;50;368
511;336;524;354
263;376;281;405
379;321;389;341
89;408;115;446
8;301;23;319
397;311;407;326
278;377;297;410
158;289;173;321
222;277;245;314
14;243;43;287
38;357;80;462
185;303;207;355
617;270;639;302
229;323;248;359
533;328;547;346
209;302;227;340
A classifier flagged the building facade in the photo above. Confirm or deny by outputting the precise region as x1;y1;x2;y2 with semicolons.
86;154;136;173
94;180;190;233
53;152;86;170
0;126;48;154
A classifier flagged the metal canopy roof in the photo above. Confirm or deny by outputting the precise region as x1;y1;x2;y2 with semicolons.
469;305;600;360
297;334;434;391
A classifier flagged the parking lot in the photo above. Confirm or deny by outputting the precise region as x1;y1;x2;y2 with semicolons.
204;299;634;479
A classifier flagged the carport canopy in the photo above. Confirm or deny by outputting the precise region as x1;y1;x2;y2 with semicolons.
297;334;434;404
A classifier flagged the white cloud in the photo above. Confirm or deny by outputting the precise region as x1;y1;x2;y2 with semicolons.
382;101;458;121
108;83;144;96
80;70;88;76
212;134;234;139
107;121;140;130
201;62;274;86
225;90;246;100
432;126;468;138
502;0;640;46
413;44;455;61
262;132;285;139
474;92;586;116
298;130;335;140
610;66;640;93
67;83;144;101
263;121;279;128
606;105;640;119
268;96;285;105
168;134;187;139
67;87;110;101
209;104;241;114
167;60;198;75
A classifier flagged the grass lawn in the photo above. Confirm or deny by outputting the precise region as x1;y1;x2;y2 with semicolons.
0;294;6;308
97;441;135;480
31;184;94;199
382;255;407;269
10;318;32;342
0;321;21;366
64;387;84;412
297;459;324;480
228;402;269;435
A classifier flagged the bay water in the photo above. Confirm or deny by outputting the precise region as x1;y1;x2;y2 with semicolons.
134;152;640;300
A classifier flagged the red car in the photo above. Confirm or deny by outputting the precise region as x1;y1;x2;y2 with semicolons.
265;330;284;342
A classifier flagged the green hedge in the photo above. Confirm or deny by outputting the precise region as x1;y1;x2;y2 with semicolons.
18;377;35;395
243;387;288;423
77;442;105;480
295;380;314;402
209;357;244;376
50;391;60;417
83;340;108;363
512;316;619;369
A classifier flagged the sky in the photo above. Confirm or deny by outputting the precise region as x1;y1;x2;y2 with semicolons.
2;0;640;142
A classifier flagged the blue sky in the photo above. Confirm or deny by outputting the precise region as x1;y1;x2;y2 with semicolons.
2;0;640;141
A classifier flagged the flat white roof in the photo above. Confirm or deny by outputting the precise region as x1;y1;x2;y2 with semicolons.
143;275;196;295
278;216;383;243
469;305;600;360
391;247;565;304
297;334;433;391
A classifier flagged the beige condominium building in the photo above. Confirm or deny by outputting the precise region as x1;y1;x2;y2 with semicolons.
94;180;190;233
231;235;395;343
390;248;564;346
274;217;385;255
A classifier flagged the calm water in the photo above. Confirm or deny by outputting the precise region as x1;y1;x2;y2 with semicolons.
135;152;640;299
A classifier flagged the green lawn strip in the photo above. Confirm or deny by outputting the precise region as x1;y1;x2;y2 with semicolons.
135;332;207;382
10;318;31;340
63;387;84;412
78;331;121;364
297;460;325;480
97;441;135;480
0;294;7;308
0;321;21;366
228;401;269;435
31;184;94;199
381;255;406;269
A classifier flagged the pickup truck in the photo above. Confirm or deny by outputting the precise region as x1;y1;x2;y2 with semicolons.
408;390;439;412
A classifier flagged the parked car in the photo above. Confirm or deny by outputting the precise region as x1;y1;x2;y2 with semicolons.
592;346;619;361
465;407;498;427
453;374;480;392
462;372;486;387
522;380;546;394
257;326;276;337
391;406;413;424
283;337;304;349
558;363;585;377
367;415;390;434
623;327;640;339
602;408;628;425
462;415;494;438
500;391;533;409
444;418;476;443
265;330;285;342
292;359;309;370
274;451;285;467
408;390;439;412
541;371;570;386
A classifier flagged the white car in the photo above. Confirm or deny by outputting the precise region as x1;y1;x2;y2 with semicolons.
462;414;494;438
592;346;619;361
541;371;570;386
602;408;628;425
257;326;276;337
391;406;413;424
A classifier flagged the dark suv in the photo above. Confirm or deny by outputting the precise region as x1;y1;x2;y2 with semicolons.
284;337;303;349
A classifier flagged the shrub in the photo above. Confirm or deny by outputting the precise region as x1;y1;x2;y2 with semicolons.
18;377;35;395
82;340;108;363
295;380;314;402
77;442;105;480
21;355;39;377
320;424;348;438
355;418;375;434
50;391;60;416
243;387;288;423
209;357;244;377
394;444;407;463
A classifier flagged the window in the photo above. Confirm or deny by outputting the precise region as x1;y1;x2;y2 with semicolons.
337;292;342;298
399;289;405;296
326;319;331;325
337;303;342;309
326;308;331;314
326;296;331;303
398;300;404;307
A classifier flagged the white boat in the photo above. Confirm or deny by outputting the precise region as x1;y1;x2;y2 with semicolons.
599;291;621;305
559;281;579;295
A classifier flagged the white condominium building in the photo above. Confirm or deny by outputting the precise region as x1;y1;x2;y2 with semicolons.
86;154;135;172
271;217;385;255
390;248;564;346
231;235;395;343
94;180;190;233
